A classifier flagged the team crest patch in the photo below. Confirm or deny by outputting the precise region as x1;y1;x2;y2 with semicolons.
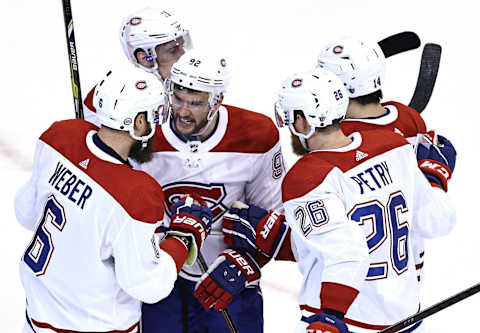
333;45;344;54
220;58;227;67
123;118;132;126
163;182;228;222
291;78;303;88
135;80;147;90
129;17;142;25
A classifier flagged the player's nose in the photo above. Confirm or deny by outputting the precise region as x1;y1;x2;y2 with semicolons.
175;105;193;119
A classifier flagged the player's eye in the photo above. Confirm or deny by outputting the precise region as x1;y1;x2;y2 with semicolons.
190;101;205;107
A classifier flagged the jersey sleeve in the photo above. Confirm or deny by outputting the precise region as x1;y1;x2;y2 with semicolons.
245;141;286;212
14;140;45;230
411;159;456;238
112;209;180;304
283;176;370;295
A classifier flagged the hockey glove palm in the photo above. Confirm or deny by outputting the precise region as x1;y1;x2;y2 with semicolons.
193;249;261;311
304;313;349;333
223;201;288;258
166;195;213;265
416;132;456;191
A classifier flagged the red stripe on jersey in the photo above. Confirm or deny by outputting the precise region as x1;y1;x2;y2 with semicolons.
31;318;139;332
83;85;97;113
300;304;387;330
211;105;280;153
341;101;427;138
320;282;359;314
40;120;164;223
282;130;410;203
301;303;422;330
160;237;188;273
152;124;177;152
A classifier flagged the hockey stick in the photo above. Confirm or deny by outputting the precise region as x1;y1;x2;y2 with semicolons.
378;31;420;58
408;43;442;113
379;282;480;333
61;0;84;119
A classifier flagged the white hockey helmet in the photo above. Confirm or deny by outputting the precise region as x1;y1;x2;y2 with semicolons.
165;49;230;126
274;68;349;147
119;7;192;79
316;36;386;98
93;68;166;144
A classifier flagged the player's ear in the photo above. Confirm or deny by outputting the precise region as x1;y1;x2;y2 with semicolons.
135;50;152;67
133;112;147;132
293;111;309;134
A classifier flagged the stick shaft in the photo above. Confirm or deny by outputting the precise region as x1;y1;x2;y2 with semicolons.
379;283;480;333
61;0;83;119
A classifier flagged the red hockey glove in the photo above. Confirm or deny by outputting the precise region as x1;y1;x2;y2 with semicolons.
193;249;261;311
166;195;212;265
223;201;288;258
416;132;456;191
304;313;348;333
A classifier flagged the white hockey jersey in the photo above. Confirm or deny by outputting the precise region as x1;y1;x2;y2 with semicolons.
282;130;455;332
16;120;182;332
341;101;429;286
136;104;285;280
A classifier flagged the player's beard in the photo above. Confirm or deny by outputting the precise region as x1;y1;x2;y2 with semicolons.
129;137;154;164
129;123;155;164
290;134;309;156
173;112;209;138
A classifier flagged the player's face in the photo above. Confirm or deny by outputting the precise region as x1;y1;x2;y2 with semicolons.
155;37;186;79
171;87;210;136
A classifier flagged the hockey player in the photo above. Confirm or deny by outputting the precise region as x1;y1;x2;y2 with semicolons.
16;69;212;333
316;36;434;286
222;68;456;332
136;49;285;332
83;7;192;125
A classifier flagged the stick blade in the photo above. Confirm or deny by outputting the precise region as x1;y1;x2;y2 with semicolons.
408;43;442;113
379;31;421;58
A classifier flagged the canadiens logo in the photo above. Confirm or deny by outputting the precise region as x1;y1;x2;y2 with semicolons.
333;45;344;54
291;78;303;88
163;182;228;222
129;17;142;25
220;58;227;67
123;118;132;126
135;80;147;90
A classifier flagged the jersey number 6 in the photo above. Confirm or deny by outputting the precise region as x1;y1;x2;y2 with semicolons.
23;195;66;276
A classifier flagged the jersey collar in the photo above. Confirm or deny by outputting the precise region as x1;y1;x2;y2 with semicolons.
310;132;363;153
86;130;131;166
342;104;399;125
162;106;229;153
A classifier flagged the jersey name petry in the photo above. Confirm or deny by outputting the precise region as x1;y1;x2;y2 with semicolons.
350;161;392;194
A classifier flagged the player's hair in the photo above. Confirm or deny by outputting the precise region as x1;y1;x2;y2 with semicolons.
293;110;342;133
352;90;383;105
315;118;342;134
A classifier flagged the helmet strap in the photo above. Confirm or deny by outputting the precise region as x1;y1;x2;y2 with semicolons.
289;125;315;151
